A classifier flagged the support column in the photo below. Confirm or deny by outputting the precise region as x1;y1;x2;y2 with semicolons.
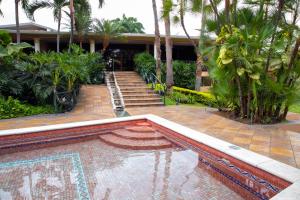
154;42;157;59
146;44;150;53
34;38;40;52
90;39;95;53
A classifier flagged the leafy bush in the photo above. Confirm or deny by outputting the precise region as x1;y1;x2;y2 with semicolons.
0;96;54;119
134;52;156;75
170;91;196;104
172;86;217;107
134;52;197;89
0;42;105;114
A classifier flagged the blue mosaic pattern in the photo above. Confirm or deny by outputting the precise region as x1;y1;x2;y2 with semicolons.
0;153;90;200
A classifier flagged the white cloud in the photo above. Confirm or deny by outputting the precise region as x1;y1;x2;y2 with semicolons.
0;0;201;36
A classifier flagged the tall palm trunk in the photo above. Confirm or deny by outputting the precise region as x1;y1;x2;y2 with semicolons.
69;0;75;51
15;0;20;43
57;10;62;52
265;0;285;72
225;0;230;24
179;0;203;91
163;1;173;89
152;0;161;81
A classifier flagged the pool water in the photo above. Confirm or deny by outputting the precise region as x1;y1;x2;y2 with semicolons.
0;140;246;200
0;122;287;200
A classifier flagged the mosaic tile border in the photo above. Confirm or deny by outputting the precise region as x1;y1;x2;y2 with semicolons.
0;153;90;200
163;133;276;200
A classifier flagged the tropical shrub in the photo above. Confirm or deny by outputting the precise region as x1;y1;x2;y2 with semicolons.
172;86;217;107
134;52;156;75
170;92;196;104
0;42;105;114
204;2;300;123
0;96;54;119
134;52;197;89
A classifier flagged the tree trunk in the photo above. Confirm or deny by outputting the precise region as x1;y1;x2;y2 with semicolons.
208;0;221;33
15;0;20;43
265;0;285;72
152;0;161;81
285;36;300;82
163;1;173;89
179;0;203;91
79;39;83;48
57;11;61;53
225;0;230;24
195;53;203;91
235;76;245;117
69;0;75;51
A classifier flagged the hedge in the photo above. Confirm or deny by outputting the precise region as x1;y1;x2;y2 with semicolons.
172;86;217;107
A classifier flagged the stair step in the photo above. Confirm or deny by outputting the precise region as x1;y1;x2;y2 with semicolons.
122;94;160;99
125;126;155;132
125;102;164;107
121;87;150;91
111;129;164;140
118;84;146;87
124;98;162;104
121;91;156;95
99;134;172;150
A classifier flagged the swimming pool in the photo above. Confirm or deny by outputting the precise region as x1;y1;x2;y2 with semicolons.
0;115;299;199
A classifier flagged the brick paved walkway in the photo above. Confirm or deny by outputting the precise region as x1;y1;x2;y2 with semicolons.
0;85;114;130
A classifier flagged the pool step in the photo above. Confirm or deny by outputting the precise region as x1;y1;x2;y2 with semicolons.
99;134;172;150
111;129;164;140
125;126;155;132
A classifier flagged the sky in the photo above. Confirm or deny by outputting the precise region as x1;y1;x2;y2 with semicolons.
0;0;201;36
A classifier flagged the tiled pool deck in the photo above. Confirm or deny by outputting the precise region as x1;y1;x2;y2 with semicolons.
0;85;300;169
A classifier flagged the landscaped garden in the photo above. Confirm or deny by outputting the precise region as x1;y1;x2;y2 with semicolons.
0;1;300;199
0;0;299;125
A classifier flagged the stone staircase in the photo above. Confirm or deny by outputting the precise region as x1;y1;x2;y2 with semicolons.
98;123;173;150
114;71;164;107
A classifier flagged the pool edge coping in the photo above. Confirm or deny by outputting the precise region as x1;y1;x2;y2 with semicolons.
0;114;299;199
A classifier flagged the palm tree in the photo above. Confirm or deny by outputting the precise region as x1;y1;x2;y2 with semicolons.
176;0;205;91
68;0;74;50
93;19;121;53
28;0;69;52
152;0;162;81
15;0;29;44
162;0;174;89
74;4;92;48
111;14;145;33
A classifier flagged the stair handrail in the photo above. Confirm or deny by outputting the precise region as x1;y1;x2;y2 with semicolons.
140;70;167;105
105;72;117;110
113;72;125;108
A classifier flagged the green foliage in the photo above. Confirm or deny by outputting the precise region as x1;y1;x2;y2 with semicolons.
0;30;12;46
170;91;196;104
134;52;156;75
111;14;145;33
0;96;54;119
205;2;300;123
0;44;105;114
168;60;196;89
172;86;217;107
290;104;300;114
134;53;197;89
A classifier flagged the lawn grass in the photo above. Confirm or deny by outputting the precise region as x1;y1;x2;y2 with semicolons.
290;103;300;114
